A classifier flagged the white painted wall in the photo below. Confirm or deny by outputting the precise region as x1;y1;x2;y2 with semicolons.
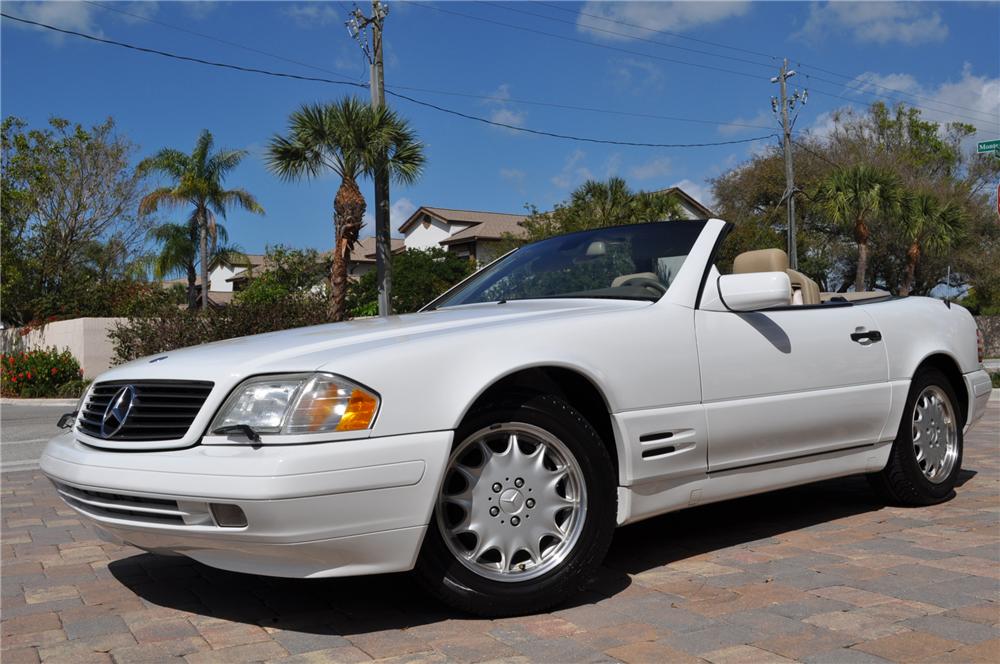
208;264;246;292
1;318;125;379
403;215;470;250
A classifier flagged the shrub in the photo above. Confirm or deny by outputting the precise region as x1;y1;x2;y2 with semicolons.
0;347;85;398
347;248;474;316
109;292;334;364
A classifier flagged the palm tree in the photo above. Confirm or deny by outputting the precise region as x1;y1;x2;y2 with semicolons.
568;178;682;229
147;221;244;308
139;130;264;310
266;98;425;321
897;192;965;296
814;164;901;292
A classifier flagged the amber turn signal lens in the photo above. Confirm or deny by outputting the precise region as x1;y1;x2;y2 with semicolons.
337;389;379;431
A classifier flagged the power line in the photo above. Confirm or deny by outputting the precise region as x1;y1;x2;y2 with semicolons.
409;2;996;130
795;62;999;120
801;72;999;125
0;12;777;149
479;1;775;70
538;0;779;61
82;0;771;131
806;86;1000;129
82;0;366;82
532;0;996;124
405;2;764;82
387;84;775;131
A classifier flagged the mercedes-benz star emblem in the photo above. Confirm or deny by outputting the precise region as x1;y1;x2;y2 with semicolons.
101;385;136;438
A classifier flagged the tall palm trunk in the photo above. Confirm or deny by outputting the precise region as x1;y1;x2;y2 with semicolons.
854;218;870;293
900;241;921;297
331;177;367;321
186;223;198;309
199;206;209;310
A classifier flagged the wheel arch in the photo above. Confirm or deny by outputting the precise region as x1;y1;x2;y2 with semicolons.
913;352;969;427
457;365;619;478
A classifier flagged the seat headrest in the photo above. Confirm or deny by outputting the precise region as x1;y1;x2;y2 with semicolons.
733;248;790;274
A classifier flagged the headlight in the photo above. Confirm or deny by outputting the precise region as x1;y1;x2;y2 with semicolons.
211;373;379;436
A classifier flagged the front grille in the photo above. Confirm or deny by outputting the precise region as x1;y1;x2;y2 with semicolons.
54;482;187;525
77;380;213;441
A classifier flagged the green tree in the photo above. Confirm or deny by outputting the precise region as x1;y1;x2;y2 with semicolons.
266;98;425;321
517;177;684;244
139;130;264;310
812;165;902;292
896;192;965;297
347;247;473;316
1;116;151;325
235;246;331;306
146;221;244;309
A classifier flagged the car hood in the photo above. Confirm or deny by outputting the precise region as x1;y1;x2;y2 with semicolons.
100;298;648;383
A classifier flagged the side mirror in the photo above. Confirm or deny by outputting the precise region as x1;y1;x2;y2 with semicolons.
718;272;791;311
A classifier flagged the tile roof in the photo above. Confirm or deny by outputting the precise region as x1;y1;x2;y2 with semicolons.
399;206;528;234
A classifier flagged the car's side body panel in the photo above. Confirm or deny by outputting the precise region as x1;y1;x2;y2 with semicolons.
39;217;991;581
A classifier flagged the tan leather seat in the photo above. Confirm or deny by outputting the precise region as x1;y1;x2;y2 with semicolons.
732;248;821;306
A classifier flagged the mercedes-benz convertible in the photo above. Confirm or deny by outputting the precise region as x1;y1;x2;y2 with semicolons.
41;219;992;615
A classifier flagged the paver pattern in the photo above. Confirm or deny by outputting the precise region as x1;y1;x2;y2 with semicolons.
2;399;997;663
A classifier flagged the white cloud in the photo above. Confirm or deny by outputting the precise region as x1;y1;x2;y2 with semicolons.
848;65;1000;133
629;156;672;181
390;197;416;227
577;1;750;41
718;110;775;136
484;83;527;132
670;178;714;211
797;2;948;45
283;2;343;28
5;1;166;43
610;58;664;94
551;149;594;189
489;108;527;128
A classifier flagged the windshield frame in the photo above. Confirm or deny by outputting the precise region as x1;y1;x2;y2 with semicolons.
423;220;710;311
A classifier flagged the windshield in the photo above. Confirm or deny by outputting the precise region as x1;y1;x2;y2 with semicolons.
431;221;707;308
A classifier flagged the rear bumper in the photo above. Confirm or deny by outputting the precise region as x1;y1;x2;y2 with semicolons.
40;430;453;578
964;369;992;432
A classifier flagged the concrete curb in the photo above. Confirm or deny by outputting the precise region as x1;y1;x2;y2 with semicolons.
1;398;77;406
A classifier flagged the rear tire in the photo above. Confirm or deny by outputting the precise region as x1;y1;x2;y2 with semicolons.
414;393;616;617
868;368;963;506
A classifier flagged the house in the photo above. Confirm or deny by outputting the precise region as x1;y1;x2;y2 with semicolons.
398;207;529;264
397;185;713;264
654;186;714;220
184;185;711;303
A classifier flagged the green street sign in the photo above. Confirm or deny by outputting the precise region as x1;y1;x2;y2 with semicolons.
977;139;1000;154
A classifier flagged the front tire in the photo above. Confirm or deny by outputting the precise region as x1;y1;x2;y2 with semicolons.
869;368;963;506
415;394;616;616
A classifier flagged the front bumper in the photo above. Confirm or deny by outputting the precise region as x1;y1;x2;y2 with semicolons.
964;368;992;432
40;430;453;578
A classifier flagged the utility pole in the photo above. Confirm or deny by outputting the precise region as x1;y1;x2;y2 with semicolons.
771;59;807;270
348;1;392;316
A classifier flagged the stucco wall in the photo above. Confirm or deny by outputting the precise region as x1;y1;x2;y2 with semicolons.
404;216;470;250
975;315;1000;359
1;318;124;379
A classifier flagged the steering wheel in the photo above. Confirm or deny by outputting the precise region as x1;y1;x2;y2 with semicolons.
617;276;667;296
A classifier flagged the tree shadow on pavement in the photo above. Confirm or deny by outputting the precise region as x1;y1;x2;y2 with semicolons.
109;471;965;634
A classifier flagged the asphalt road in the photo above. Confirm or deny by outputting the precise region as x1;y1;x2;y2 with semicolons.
0;399;76;472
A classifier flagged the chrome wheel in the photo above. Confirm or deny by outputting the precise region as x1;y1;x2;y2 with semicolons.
912;385;958;484
436;423;587;582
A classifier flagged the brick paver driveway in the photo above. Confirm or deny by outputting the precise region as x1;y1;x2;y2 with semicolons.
3;398;997;664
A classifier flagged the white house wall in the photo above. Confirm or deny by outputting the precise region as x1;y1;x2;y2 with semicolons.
403;216;471;250
209;265;245;293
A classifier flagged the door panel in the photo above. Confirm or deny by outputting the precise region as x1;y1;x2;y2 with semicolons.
696;306;891;471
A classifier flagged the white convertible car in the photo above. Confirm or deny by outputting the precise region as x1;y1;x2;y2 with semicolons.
42;219;992;615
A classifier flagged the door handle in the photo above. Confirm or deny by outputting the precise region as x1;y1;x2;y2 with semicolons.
850;330;882;343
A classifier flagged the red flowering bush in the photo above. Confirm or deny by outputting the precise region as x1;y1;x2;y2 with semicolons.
0;348;85;398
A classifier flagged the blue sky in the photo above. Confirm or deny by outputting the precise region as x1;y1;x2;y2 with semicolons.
3;1;999;255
